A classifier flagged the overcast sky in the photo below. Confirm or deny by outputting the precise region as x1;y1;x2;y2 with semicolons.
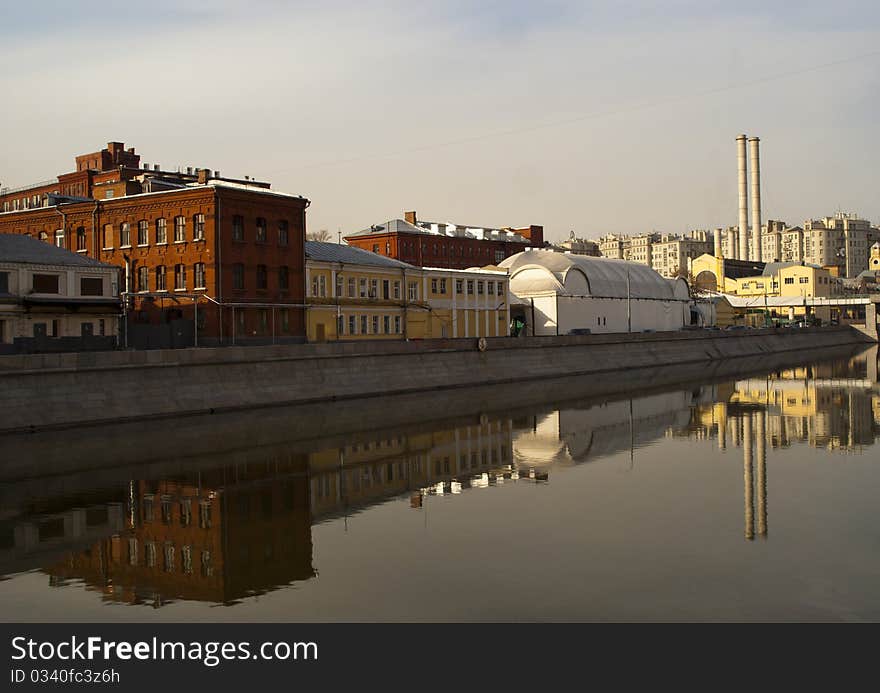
2;1;878;242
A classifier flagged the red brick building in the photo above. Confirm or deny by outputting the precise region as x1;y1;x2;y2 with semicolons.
344;210;544;269
0;142;309;345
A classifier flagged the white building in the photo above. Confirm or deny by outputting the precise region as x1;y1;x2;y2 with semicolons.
0;234;120;351
499;250;690;336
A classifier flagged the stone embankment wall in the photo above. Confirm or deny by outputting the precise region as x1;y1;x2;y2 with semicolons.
0;327;872;433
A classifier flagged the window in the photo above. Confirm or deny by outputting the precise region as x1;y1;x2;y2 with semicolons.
359;278;367;298
193;213;205;241
394;315;401;333
337;314;345;335
201;550;213;577
408;282;418;300
372;244;380;253
335;274;343;297
194;262;206;289
497;281;504;295
495;250;505;263
127;538;138;566
799;277;809;284
347;277;355;298
163;544;175;573
161;496;172;524
181;546;193;574
393;281;401;299
155;265;167;291
370;279;378;298
256;217;267;243
477;281;484;295
137;220;148;245
102;224;113;249
33;274;59;294
383;315;390;334
174;216;186;242
784;277;795;285
0;272;7;294
156;218;167;244
145;542;157;568
180;499;192;527
360;315;368;334
456;280;463;294
232;215;244;241
257;264;268;290
278;220;289;246
237;309;245;334
386;242;391;254
137;266;149;292
76;226;87;251
199;501;212;529
279;265;289;291
431;278;438;294
372;315;379;334
174;264;186;290
348;315;357;335
488;281;495;295
54;229;64;248
105;189;115;199
233;263;245;290
281;308;289;331
467;280;474;295
440;278;447;293
120;222;130;247
259;309;269;332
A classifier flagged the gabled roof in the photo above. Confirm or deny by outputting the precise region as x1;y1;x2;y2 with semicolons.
0;234;115;268
345;219;428;238
761;261;822;276
305;241;415;269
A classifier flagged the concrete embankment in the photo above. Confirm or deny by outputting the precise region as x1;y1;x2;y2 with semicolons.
0;326;872;433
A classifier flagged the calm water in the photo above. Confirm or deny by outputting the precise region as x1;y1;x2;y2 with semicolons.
2;345;879;622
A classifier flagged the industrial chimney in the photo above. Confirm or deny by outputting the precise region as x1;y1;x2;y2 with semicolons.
749;137;762;262
714;227;723;257
736;134;749;261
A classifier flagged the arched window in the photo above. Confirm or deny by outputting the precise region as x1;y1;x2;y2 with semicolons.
119;222;130;247
137;220;149;245
156;218;167;244
38;231;48;242
76;226;87;251
103;224;113;249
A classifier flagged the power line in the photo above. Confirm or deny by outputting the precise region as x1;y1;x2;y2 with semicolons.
283;49;880;174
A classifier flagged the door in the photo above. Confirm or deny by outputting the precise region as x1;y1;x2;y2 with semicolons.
316;323;326;342
33;323;47;338
81;322;94;337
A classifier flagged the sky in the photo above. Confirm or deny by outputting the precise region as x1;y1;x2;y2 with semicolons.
1;1;879;243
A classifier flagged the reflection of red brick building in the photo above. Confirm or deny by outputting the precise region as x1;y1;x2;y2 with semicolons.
0;142;309;343
46;461;313;607
344;210;544;269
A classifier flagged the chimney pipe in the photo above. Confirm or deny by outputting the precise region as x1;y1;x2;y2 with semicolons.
749;137;762;262
737;134;749;261
714;228;723;257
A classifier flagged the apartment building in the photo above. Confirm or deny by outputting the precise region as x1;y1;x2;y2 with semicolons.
650;235;712;279
0;234;120;352
344;211;542;269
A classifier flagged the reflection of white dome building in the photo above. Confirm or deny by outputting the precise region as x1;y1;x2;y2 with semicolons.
500;250;690;335
512;391;693;469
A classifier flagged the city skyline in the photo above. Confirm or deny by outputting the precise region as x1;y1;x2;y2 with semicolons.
2;1;879;243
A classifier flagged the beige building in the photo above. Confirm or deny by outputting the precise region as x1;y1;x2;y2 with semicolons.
554;233;600;256
650;235;712;278
802;214;880;277
304;242;509;342
597;234;628;259
0;234;120;351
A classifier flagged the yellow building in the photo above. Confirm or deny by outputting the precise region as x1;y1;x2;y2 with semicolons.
304;241;509;342
734;262;837;299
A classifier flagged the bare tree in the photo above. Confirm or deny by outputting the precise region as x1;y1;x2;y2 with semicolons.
306;228;333;242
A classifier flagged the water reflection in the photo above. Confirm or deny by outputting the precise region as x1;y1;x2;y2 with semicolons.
1;345;878;615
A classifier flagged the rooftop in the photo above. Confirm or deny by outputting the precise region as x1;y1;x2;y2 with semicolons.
0;234;116;268
305;241;414;269
346;217;531;244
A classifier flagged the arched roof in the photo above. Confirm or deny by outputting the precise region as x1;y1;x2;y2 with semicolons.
499;250;676;299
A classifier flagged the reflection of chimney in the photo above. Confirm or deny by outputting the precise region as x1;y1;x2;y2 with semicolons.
749;137;762;262
737;134;749;261
717;402;727;450
743;414;754;541
756;410;767;538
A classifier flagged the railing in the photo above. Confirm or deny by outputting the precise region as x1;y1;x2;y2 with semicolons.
0;179;58;196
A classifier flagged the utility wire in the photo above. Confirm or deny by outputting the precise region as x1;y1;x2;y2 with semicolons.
285;49;880;173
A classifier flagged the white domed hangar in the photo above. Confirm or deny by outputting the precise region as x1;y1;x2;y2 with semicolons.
499;250;691;335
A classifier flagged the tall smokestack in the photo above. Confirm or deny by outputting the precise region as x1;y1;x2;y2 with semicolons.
749;137;762;263
737;134;749;261
714;227;723;257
